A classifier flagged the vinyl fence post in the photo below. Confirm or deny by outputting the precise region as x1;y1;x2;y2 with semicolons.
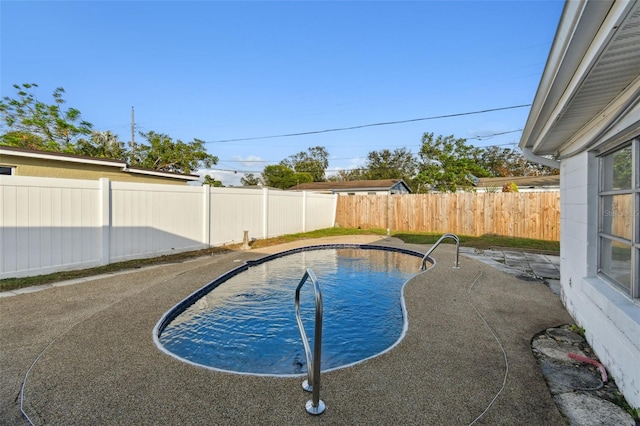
302;191;307;233
202;184;211;247
99;178;111;266
262;187;269;239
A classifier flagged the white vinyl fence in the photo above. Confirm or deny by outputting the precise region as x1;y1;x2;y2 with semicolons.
0;176;337;279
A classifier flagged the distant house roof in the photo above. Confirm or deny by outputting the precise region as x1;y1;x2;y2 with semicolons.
0;145;200;182
226;185;282;191
288;179;412;193
476;175;560;189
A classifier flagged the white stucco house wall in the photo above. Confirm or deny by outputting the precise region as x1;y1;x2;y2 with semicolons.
520;0;639;408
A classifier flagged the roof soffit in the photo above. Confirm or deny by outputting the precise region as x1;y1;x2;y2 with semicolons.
521;0;640;156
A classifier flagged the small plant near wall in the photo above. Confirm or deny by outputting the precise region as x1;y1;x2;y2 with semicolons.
569;323;585;337
501;182;519;192
482;185;501;193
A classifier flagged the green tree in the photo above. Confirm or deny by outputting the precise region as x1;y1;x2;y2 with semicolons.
241;173;262;186
327;168;367;181
0;83;93;152
611;144;632;189
281;146;329;182
0;84;222;176
262;164;313;189
135;131;218;174
364;147;417;182
415;133;489;192
203;175;224;187
76;131;127;160
0;131;47;150
479;146;558;177
478;146;522;177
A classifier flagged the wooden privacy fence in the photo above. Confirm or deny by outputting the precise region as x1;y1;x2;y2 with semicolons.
335;192;560;241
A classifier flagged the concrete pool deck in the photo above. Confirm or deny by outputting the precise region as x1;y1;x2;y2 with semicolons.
0;236;616;424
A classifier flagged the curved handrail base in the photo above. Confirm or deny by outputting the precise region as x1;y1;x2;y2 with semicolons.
421;233;461;270
302;379;312;392
305;399;326;415
295;269;324;414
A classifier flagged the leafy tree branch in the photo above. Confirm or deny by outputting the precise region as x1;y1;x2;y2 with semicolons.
0;83;92;152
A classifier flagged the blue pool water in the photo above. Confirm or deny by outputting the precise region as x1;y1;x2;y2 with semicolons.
156;245;423;376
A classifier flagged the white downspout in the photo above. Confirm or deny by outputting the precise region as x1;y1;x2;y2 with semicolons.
522;147;561;169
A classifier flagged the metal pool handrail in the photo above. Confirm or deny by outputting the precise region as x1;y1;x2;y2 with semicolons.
294;269;326;415
421;233;461;270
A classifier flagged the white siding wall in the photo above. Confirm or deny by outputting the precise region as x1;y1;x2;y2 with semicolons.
475;187;560;193
560;152;640;407
0;177;338;279
337;190;388;196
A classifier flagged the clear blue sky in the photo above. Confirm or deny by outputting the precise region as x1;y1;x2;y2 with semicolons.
1;0;565;185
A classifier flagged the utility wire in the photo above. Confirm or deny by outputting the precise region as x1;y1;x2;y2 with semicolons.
217;137;521;164
209;138;523;175
467;129;522;140
206;104;531;143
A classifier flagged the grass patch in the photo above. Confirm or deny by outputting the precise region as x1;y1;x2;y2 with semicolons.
248;227;388;248
0;247;232;293
1;228;558;292
394;232;560;252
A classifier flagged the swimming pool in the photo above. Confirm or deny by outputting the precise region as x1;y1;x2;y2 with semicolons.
154;244;426;376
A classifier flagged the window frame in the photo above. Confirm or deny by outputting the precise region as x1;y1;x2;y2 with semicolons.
598;138;639;298
0;165;15;175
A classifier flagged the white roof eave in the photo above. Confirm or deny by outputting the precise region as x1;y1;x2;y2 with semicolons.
0;147;127;168
125;168;200;181
519;0;637;157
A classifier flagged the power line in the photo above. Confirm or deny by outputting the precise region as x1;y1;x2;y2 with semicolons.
206;104;532;143
468;129;523;140
208;144;527;175
216;133;521;164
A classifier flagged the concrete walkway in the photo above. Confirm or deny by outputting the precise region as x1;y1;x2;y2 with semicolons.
0;236;629;425
459;247;560;283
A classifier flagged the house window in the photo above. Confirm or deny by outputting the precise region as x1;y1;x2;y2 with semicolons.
0;166;15;175
598;139;639;298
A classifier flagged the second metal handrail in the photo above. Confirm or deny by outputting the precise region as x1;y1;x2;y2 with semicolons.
421;233;461;270
294;269;325;415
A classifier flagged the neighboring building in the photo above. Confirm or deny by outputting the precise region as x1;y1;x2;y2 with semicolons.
475;175;560;192
227;185;282;191
519;0;640;408
0;146;200;185
288;179;412;195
